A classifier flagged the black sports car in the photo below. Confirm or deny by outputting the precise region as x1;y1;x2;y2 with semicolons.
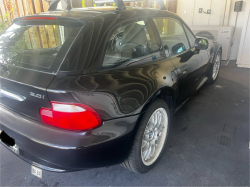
0;3;222;174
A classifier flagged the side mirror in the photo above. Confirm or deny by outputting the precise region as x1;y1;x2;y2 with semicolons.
172;43;186;55
195;38;209;50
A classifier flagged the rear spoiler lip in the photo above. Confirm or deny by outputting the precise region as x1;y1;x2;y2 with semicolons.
13;15;85;23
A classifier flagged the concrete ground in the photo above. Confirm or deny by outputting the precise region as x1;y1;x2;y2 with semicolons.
1;61;249;186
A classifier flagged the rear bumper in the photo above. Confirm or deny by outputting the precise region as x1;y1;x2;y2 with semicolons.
0;105;139;172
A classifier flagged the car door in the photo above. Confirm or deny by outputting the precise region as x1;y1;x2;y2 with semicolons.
153;17;209;105
97;18;169;115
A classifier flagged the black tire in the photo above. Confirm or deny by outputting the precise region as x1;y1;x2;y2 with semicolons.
208;49;222;84
121;99;170;174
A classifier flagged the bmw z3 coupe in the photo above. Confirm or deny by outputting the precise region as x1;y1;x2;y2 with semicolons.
0;2;222;174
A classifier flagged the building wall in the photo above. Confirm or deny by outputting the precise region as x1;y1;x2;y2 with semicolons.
177;0;249;60
237;1;250;67
177;0;228;26
228;0;249;60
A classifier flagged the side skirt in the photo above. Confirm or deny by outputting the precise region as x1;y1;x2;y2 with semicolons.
196;77;208;90
174;97;189;113
174;76;208;114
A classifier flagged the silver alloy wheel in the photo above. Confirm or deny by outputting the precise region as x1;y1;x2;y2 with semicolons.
212;53;221;80
141;108;168;166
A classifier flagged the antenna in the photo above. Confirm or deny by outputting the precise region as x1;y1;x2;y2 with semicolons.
154;0;166;10
48;0;72;11
114;0;126;11
48;0;60;11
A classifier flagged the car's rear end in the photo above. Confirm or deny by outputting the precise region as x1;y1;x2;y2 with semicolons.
0;15;138;171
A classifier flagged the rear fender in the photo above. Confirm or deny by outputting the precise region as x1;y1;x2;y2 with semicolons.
127;86;175;153
211;42;222;64
140;87;175;115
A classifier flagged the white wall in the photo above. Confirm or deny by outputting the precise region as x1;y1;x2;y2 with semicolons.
177;0;249;61
237;1;250;67
228;0;248;59
177;0;229;26
177;0;196;26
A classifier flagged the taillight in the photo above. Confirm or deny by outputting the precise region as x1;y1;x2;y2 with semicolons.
40;102;102;131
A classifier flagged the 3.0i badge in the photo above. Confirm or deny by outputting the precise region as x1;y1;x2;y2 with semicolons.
30;92;45;99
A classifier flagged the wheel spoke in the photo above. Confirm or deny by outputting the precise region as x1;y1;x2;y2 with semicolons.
144;132;151;140
148;120;154;129
150;143;156;157
142;142;150;157
155;131;162;140
156;113;162;128
154;112;158;127
145;125;150;132
155;129;162;134
145;144;152;160
142;140;148;149
143;149;148;159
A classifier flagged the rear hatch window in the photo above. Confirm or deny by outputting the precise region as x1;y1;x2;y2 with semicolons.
0;19;83;74
0;18;84;121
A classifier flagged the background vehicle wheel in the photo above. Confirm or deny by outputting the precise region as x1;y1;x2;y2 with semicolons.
208;49;222;84
121;99;170;173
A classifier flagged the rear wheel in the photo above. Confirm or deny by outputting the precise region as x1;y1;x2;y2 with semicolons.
208;50;221;84
121;99;170;173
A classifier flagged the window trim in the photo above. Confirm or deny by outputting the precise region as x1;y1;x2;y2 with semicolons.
181;22;197;48
152;16;193;57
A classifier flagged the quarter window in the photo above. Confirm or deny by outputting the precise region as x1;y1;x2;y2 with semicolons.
153;18;190;56
102;19;161;68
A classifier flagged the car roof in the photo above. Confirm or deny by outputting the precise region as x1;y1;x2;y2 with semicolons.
24;6;178;22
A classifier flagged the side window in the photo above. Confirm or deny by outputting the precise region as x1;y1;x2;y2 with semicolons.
102;19;161;68
183;24;196;47
153;18;190;56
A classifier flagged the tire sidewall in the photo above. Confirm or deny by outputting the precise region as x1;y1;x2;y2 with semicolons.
134;99;170;173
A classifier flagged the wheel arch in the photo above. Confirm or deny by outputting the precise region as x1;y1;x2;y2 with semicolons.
212;43;222;63
140;87;175;115
124;86;175;168
129;86;175;140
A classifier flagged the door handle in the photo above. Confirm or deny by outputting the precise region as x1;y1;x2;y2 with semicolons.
174;64;188;79
182;70;187;75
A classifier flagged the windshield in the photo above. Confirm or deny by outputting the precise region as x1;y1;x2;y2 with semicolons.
0;21;82;74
